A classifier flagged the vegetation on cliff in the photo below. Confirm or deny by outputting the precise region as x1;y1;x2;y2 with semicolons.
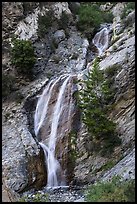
85;176;135;202
121;2;135;19
11;38;36;79
76;3;113;39
78;58;121;156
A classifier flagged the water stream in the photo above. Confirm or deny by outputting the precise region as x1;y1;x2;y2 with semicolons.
92;27;109;55
34;26;109;188
34;75;72;187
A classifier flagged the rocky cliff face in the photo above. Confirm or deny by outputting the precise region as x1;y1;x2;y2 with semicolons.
2;2;135;201
74;3;135;184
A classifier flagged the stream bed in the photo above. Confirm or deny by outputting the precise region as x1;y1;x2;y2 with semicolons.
20;185;88;202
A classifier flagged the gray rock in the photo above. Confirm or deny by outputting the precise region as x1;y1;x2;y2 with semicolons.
2;101;46;193
123;10;135;27
74;197;85;202
53;30;66;45
43;27;89;76
51;2;71;19
101;148;135;181
99;35;135;70
68;2;80;15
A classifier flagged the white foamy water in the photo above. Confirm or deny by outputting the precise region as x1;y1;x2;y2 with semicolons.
92;27;109;55
48;76;71;150
34;75;71;187
34;79;53;136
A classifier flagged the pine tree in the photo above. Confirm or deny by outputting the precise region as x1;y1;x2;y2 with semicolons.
78;57;121;155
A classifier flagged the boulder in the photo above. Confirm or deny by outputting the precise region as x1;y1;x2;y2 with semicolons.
53;29;66;45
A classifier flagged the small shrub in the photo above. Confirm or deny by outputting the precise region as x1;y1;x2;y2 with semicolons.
2;74;16;98
22;2;36;16
58;11;70;30
71;52;79;60
112;44;117;51
105;64;122;78
111;35;121;44
68;2;80;15
121;2;135;19
51;55;61;64
37;11;55;38
102;11;114;24
4;112;11;120
98;160;116;171
85;176;135;202
46;71;53;79
18;195;28;202
124;179;135;202
14;91;24;103
11;38;36;79
100;135;122;157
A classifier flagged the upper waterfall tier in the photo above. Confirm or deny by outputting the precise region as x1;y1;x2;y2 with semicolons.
92;27;109;56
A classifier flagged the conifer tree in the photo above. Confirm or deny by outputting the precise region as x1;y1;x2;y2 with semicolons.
78;57;121;155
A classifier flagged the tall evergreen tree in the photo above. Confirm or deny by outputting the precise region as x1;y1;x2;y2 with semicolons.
78;57;121;155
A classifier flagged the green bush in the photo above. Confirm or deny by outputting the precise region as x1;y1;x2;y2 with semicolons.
11;38;36;79
76;4;113;39
121;2;135;19
37;11;55;38
14;91;24;104
2;74;16;98
58;11;70;30
111;35;121;44
78;58;121;156
85;176;135;202
22;2;36;16
98;160;116;172
104;64;122;78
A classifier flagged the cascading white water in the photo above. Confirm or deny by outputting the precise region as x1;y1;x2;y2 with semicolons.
34;26;109;189
39;142;62;188
34;77;60;136
92;27;109;55
34;75;71;188
46;75;71;187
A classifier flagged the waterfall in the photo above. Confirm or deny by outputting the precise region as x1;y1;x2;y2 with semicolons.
34;77;61;136
92;27;109;55
34;75;72;188
34;26;109;189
